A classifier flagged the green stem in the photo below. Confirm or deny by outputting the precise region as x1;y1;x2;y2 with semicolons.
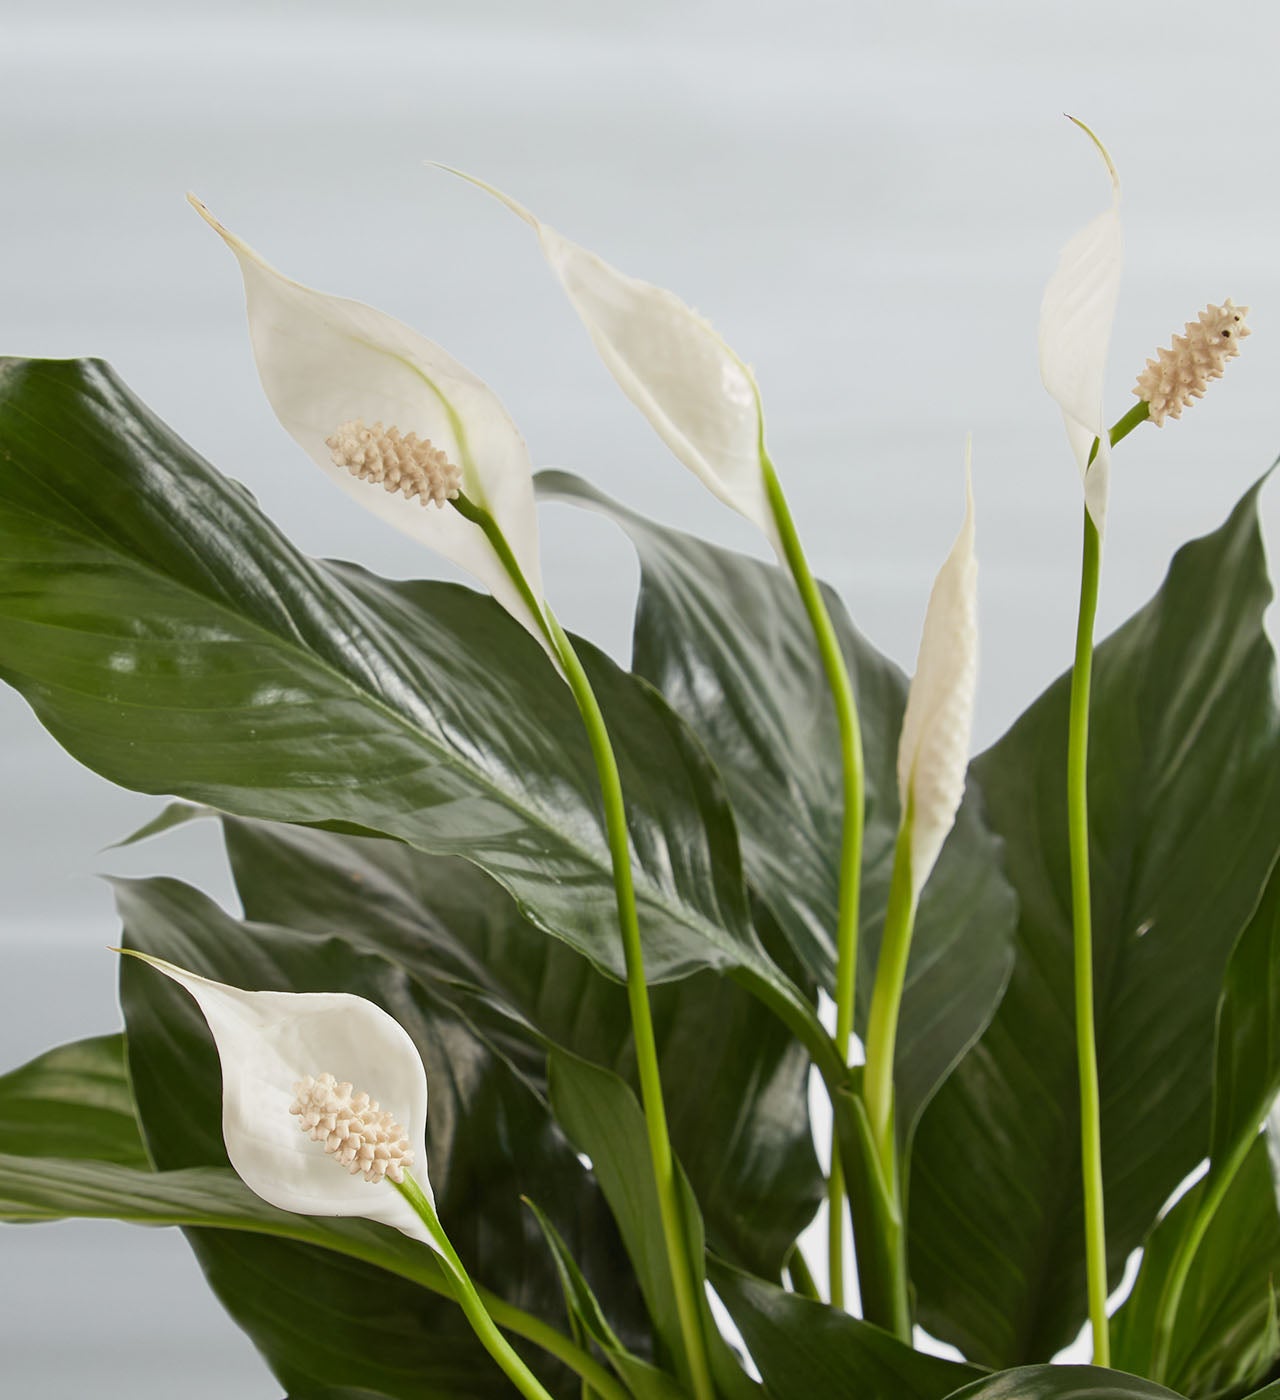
861;818;917;1175
1150;1130;1257;1380
546;612;716;1400
452;490;715;1399
396;1174;559;1400
1069;502;1109;1367
786;1243;822;1301
1068;398;1150;1370
853;815;917;1342
760;452;866;1309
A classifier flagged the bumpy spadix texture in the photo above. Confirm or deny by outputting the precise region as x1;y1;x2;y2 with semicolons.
896;454;978;900
1134;300;1251;425
444;170;780;551
290;1072;414;1184
124;950;438;1251
1039;119;1123;534
326;419;462;507
188;196;552;656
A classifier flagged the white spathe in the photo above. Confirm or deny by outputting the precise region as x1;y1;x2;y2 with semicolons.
189;197;552;655
445;171;780;552
896;447;978;901
1037;119;1123;535
126;950;439;1252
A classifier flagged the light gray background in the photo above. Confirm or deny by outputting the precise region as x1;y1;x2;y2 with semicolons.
3;1;1279;1393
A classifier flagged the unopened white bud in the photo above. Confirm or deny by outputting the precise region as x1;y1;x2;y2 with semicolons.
325;419;463;507
289;1072;415;1185
1133;300;1251;426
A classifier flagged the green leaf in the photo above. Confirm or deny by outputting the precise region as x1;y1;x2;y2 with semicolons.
0;1033;147;1165
1210;854;1280;1174
0;358;800;1003
115;874;645;1396
940;1369;1187;1399
219;814;822;1279
524;1197;685;1400
708;1256;981;1400
1112;1137;1280;1397
909;480;1280;1365
547;1048;761;1398
537;470;1017;1144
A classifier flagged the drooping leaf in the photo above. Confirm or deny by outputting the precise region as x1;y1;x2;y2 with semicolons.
218;814;822;1279
0;1033;147;1166
910;478;1280;1365
941;1368;1186;1400
524;1197;685;1400
1111;1136;1280;1397
114;875;646;1396
709;1257;980;1400
537;471;1017;1147
547;1048;761;1399
0;358;808;1014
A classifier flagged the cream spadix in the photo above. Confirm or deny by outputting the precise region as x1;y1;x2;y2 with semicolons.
896;449;978;900
188;197;551;654
121;950;439;1252
1038;118;1123;536
444;171;779;551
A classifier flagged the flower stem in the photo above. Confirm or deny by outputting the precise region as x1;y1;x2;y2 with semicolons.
451;491;716;1399
1069;502;1109;1367
760;452;866;1309
396;1173;558;1400
1068;398;1149;1369
853;814;917;1341
546;611;717;1400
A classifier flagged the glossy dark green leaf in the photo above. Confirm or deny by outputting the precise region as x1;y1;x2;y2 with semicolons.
0;1033;147;1165
0;358;800;1004
219;814;822;1279
115;874;643;1398
941;1368;1187;1399
524;1197;686;1400
548;1048;761;1399
708;1257;980;1400
1112;1136;1280;1397
538;471;1016;1144
1210;855;1280;1172
910;481;1280;1365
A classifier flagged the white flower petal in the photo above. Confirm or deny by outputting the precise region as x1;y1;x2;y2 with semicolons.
896;445;978;900
445;172;778;549
1037;119;1123;535
127;950;438;1251
190;197;552;655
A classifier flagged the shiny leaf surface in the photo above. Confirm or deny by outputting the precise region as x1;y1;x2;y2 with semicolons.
0;357;792;996
910;480;1280;1365
538;471;1016;1144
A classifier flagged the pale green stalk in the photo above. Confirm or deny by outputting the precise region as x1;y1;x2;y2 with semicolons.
760;452;866;1309
452;492;716;1400
1149;1129;1256;1381
856;812;916;1341
1068;399;1148;1368
396;1173;559;1400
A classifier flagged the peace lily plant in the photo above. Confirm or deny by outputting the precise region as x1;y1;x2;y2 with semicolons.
1;120;1277;1400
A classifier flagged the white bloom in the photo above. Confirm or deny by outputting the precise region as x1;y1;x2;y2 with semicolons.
189;197;552;654
124;950;438;1252
1038;118;1123;535
896;446;978;900
443;171;779;551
